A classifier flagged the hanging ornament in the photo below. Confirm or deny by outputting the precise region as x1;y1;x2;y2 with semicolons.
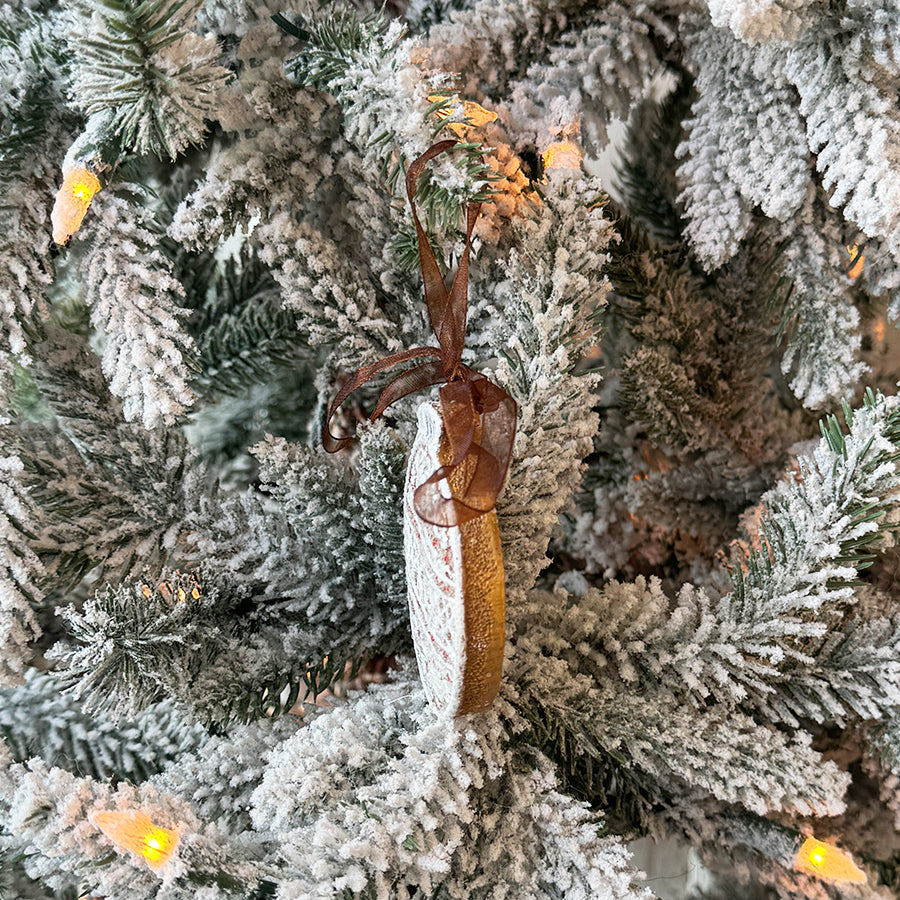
324;141;517;716
793;835;867;884
51;166;102;245
404;402;505;714
90;810;180;872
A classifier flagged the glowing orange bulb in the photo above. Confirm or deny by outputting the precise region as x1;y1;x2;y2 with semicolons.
427;95;498;137
541;140;583;171
91;810;179;871
141;827;176;863
846;243;865;279
51;167;101;245
794;836;866;884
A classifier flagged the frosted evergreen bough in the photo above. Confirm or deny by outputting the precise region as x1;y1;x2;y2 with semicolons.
679;2;900;270
277;4;495;231
514;3;674;150
0;8;70;400
533;390;900;727
2;328;204;594
248;675;651;900
0;738;271;898
676;19;807;270
0;454;43;686
777;191;868;409
6;1;900;896
0;667;206;782
76;188;198;429
487;172;614;602
65;0;231;160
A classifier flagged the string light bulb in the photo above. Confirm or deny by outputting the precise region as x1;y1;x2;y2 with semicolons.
541;140;583;171
428;95;498;138
846;243;865;279
91;810;180;871
541;122;583;172
793;835;866;884
51;167;101;245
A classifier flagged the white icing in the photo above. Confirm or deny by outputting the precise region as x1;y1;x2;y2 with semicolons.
403;401;466;715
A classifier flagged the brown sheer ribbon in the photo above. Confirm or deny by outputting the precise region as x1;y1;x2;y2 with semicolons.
323;140;517;527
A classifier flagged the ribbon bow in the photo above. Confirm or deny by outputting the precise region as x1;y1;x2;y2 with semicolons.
323;140;517;527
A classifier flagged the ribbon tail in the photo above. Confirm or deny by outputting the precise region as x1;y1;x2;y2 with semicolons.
369;359;447;421
406;141;482;378
323;347;441;452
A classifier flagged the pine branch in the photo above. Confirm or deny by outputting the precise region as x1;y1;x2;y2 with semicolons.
677;21;807;270
73;186;199;429
0;455;44;686
276;4;496;232
154;716;302;833
777;189;868;410
509;634;849;818
785;25;900;257
522;2;675;152
250;423;410;648
0;741;271;899
737;390;900;609
246;676;650;900
606;211;790;459
4;329;201;595
189;248;309;401
169;88;343;252
65;0;230;160
614;79;689;245
402;0;473;33
278;7;388;91
54;568;354;725
0;11;70;189
0;9;74;401
185;372;317;463
55;422;410;726
0;668;206;783
256;212;411;376
482;174;613;603
425;0;602;95
532;390;900;728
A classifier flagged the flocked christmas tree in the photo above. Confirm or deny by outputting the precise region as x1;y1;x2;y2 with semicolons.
5;0;900;897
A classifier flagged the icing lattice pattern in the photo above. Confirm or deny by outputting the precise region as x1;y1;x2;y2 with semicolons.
403;402;466;714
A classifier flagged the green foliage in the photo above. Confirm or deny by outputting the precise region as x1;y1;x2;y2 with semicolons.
607;211;790;459
388;225;448;274
277;7;391;93
55;568;345;725
66;0;230;159
0;11;70;189
189;248;310;400
53;422;408;727
0;668;206;782
513;691;662;836
510;636;848;818
253;422;410;643
614;77;689;246
276;4;495;232
3;328;198;595
733;389;900;615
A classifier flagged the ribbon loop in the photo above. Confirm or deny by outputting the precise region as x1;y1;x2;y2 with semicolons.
323;141;517;527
